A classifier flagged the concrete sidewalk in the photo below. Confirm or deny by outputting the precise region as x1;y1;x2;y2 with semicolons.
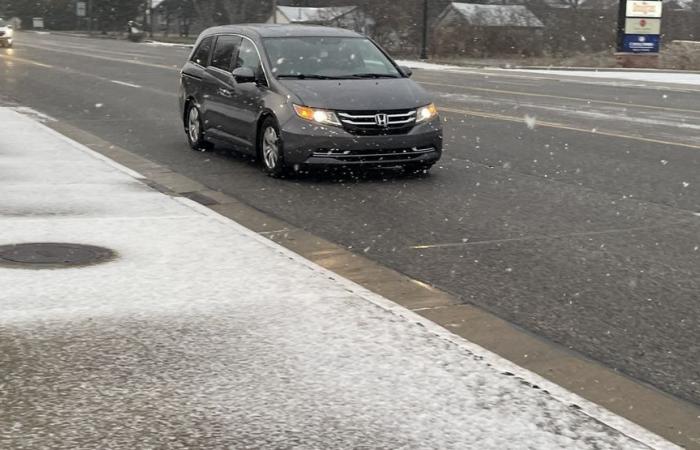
0;107;675;449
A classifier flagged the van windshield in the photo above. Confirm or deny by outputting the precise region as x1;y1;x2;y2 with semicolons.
263;37;401;79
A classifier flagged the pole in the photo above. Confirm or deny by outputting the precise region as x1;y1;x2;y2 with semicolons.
420;0;428;60
149;0;154;39
616;0;626;52
272;0;278;24
87;0;93;35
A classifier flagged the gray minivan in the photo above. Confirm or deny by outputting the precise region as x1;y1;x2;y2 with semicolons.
179;24;442;176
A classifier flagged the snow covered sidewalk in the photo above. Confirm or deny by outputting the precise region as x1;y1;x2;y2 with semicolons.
0;107;675;449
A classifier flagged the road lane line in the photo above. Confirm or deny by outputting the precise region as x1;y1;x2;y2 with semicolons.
110;80;142;88
409;221;693;250
420;80;700;114
0;53;53;68
16;42;180;72
0;52;176;97
439;106;700;150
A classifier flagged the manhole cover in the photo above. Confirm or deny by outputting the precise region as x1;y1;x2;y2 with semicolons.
0;243;117;269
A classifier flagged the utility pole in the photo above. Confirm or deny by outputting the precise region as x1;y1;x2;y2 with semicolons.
87;0;93;35
420;0;428;60
149;0;154;39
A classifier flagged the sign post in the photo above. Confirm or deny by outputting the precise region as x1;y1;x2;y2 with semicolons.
616;0;663;67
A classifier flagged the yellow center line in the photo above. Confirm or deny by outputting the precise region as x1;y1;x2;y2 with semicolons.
419;80;700;115
438;106;700;150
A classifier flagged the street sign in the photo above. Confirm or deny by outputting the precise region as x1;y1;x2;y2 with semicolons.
625;17;661;34
626;0;662;18
32;17;44;29
76;2;87;17
622;34;660;53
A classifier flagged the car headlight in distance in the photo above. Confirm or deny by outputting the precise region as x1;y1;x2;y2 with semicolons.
416;103;438;123
293;104;341;127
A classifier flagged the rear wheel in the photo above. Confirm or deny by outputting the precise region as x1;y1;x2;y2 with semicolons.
185;103;212;151
259;117;287;177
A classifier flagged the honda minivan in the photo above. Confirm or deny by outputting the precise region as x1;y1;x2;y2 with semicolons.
179;25;442;176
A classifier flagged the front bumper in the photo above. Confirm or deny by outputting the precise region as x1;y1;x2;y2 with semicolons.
280;116;443;167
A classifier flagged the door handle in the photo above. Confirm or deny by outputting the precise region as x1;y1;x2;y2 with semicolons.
217;88;233;98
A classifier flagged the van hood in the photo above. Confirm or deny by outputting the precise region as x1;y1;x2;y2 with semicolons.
279;78;432;111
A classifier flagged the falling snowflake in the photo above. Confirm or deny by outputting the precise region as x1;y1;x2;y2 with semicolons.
524;115;537;130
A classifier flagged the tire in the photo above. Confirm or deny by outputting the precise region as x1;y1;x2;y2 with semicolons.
185;103;212;151
6;41;12;48
258;117;287;177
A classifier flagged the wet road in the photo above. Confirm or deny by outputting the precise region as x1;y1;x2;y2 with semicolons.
1;31;699;406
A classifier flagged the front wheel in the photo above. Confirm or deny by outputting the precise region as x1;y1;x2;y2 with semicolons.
185;104;212;151
259;118;287;177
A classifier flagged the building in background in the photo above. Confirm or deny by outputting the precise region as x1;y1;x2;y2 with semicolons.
433;2;544;57
267;5;373;34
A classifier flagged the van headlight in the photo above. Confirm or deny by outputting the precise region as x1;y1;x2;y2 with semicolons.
293;104;341;127
416;103;438;123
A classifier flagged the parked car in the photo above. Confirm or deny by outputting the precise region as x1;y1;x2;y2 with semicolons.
0;18;14;48
179;24;442;176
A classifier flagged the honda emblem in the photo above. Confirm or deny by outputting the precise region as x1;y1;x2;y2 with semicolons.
375;113;388;127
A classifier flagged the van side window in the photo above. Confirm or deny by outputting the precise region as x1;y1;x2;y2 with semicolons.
235;39;265;83
191;36;214;66
235;39;261;73
210;35;240;71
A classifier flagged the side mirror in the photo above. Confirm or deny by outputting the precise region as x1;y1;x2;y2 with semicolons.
232;67;256;84
399;66;413;78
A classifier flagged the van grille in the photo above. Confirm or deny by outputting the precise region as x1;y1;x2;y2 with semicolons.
337;109;416;135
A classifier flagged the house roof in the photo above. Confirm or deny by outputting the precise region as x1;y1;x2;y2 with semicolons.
276;6;358;23
447;2;544;27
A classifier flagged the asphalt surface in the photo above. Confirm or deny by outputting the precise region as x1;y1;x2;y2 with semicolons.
1;31;699;406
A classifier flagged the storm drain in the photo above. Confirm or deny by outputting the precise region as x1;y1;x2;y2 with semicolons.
0;243;117;269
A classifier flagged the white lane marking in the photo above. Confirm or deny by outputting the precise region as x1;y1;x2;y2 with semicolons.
0;53;53;68
110;80;142;89
16;42;179;71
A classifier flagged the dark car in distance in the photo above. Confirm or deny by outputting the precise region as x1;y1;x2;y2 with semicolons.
179;24;442;176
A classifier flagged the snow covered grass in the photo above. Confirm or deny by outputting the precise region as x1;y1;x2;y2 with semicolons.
511;69;700;86
395;59;464;71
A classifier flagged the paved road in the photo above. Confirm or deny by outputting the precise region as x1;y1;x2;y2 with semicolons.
1;31;698;406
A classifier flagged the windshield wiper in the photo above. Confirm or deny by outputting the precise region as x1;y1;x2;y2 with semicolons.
348;73;400;79
276;74;342;80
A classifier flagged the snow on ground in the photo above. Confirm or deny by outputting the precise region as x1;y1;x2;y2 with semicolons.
145;40;193;48
511;69;700;86
0;107;675;449
395;59;463;71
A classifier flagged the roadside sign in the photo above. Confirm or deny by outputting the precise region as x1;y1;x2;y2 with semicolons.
76;2;87;17
626;0;662;18
625;18;661;34
622;34;660;53
32;17;44;29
